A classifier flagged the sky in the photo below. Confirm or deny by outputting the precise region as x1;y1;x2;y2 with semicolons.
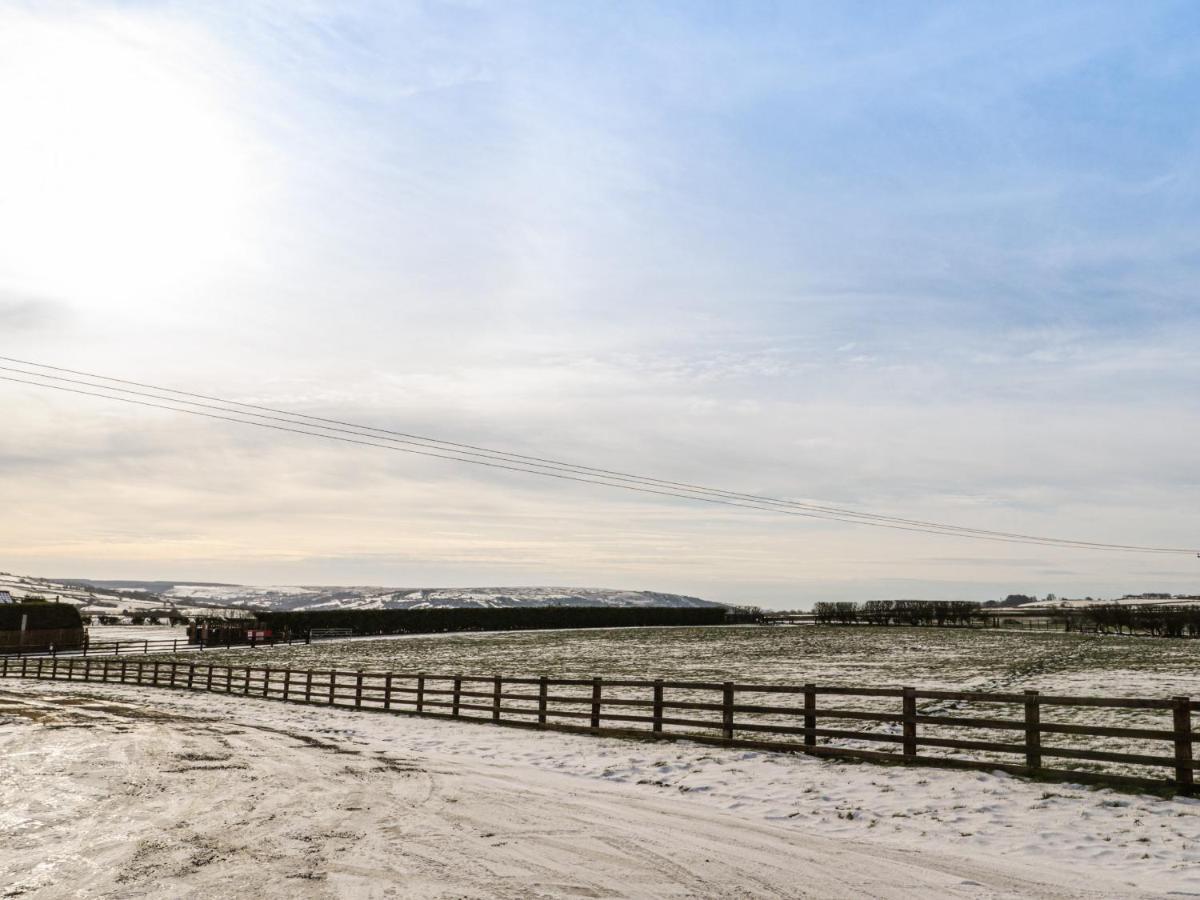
1;1;1198;608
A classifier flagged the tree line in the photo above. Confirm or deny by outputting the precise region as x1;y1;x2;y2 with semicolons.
256;605;733;638
1068;604;1200;638
812;600;981;627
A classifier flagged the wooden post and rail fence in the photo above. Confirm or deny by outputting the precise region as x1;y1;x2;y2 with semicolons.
1;656;1194;795
0;632;317;661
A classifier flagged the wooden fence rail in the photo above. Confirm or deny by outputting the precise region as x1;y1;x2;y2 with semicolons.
1;657;1194;794
0;633;317;660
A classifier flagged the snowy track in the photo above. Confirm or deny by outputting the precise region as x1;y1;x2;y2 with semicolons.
0;682;1185;898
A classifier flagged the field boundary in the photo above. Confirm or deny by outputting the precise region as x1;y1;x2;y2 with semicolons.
0;633;322;660
2;656;1194;794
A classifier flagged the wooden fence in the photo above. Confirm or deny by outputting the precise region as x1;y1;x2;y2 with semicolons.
0;633;311;660
2;656;1194;794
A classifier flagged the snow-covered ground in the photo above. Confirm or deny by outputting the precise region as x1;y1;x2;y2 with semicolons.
86;624;187;644
0;571;164;613
140;626;1200;783
0;572;254;619
1;679;1195;898
180;623;1200;695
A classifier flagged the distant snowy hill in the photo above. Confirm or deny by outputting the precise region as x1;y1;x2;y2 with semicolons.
1;573;722;614
160;584;723;612
0;572;242;618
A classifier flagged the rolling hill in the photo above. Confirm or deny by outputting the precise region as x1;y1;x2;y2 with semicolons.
1;573;723;615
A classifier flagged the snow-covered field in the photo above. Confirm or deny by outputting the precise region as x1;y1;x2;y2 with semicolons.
0;571;164;614
86;624;187;644
170;625;1200;783
0;572;255;619
2;678;1195;898
174;624;1200;693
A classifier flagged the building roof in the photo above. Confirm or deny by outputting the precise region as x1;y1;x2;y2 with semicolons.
0;591;13;604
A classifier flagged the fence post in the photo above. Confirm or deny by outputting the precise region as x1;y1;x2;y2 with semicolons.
384;673;393;711
114;642;119;657
1;657;6;678
169;662;177;688
902;687;917;759
417;673;425;713
243;666;251;696
152;661;159;686
263;667;271;699
101;660;108;682
355;670;363;708
206;665;213;692
652;679;664;733
305;669;313;704
329;670;336;705
1024;690;1042;770
282;668;290;703
51;656;58;680
452;675;462;717
723;681;735;741
539;676;548;726
187;663;195;691
803;684;816;749
493;675;502;723
225;666;232;694
85;659;92;682
591;677;602;730
1174;697;1194;795
21;657;28;678
37;658;44;679
137;661;144;684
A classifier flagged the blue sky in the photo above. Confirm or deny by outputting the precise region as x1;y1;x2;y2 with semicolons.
0;1;1198;605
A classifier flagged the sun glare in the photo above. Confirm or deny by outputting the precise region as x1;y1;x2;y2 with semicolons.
0;11;255;306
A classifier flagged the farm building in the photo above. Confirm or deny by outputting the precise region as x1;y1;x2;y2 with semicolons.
0;590;13;604
0;603;85;652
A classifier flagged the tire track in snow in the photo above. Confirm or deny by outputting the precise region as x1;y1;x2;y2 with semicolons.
0;680;1162;899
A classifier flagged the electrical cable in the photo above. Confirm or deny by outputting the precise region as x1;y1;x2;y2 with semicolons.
1;361;1194;555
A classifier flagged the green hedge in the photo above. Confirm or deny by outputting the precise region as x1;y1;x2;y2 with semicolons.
257;605;728;636
0;603;84;631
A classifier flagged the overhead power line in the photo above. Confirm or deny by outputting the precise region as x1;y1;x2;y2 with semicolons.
0;358;1087;543
0;358;1146;547
0;356;1194;555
